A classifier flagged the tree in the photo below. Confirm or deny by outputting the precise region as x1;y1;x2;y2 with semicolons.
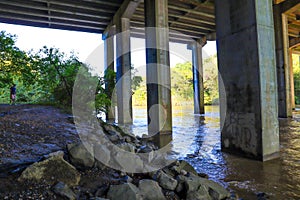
0;31;112;113
0;31;37;87
171;62;194;101
203;54;219;105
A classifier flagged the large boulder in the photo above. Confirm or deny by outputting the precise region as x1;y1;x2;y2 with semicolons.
157;171;178;191
94;143;111;167
107;183;142;200
117;143;136;153
67;143;95;169
177;175;230;200
18;153;80;186
173;160;198;176
139;179;166;200
111;151;144;172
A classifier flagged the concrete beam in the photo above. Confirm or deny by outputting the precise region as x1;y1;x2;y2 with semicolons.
144;0;172;147
290;37;300;49
216;0;279;161
280;0;300;13
104;0;142;34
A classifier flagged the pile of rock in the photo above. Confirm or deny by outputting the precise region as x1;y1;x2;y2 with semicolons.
17;121;233;200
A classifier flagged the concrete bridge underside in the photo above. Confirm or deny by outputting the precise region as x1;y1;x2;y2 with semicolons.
1;0;300;161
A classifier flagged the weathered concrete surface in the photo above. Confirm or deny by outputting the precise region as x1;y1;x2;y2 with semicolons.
188;39;205;114
116;17;133;124
273;5;289;118
215;0;279;161
144;0;172;146
103;26;116;121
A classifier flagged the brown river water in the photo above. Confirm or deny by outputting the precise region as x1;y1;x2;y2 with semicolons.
120;105;300;199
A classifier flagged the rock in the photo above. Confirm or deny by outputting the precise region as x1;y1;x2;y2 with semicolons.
52;182;76;200
124;136;132;143
107;134;120;143
95;184;110;197
137;145;153;153
186;188;212;200
180;170;188;176
117;143;136;153
198;178;230;200
157;171;178;191
112;151;144;172
139;179;166;200
94;144;111;167
121;175;133;183
174;160;198;176
165;191;180;200
68;143;95;169
46;150;65;159
107;183;142;200
18;155;80;186
177;175;230;200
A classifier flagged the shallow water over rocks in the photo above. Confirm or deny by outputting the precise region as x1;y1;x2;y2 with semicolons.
120;105;300;199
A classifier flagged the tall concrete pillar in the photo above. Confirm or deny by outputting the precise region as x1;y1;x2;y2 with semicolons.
103;27;116;122
282;14;293;116
116;18;132;124
215;0;279;161
188;39;206;114
290;50;295;109
273;5;293;117
144;0;172;147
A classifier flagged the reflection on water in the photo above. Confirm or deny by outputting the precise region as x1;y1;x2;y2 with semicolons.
120;105;300;199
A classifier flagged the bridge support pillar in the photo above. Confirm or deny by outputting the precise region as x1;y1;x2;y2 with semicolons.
103;27;116;122
273;5;293;117
215;0;279;161
144;0;172;147
188;39;206;115
116;18;132;124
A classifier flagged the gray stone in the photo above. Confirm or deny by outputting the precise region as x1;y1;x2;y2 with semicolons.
117;143;136;153
139;179;166;200
46;150;65;159
18;155;80;186
68;143;95;169
52;182;76;200
164;191;180;200
137;145;153;153
107;134;120;142
177;175;230;200
174;160;198;175
94;144;111;167
112;151;144;172
186;188;212;200
198;178;230;200
157;171;178;191
107;183;142;200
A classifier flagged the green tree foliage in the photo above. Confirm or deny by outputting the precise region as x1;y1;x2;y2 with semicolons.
293;54;300;104
203;54;219;105
171;62;194;101
0;31;36;87
0;31;113;114
132;55;219;106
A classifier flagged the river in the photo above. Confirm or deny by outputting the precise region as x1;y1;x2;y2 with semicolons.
119;105;300;199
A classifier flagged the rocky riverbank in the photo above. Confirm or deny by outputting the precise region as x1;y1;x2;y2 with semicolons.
0;105;234;199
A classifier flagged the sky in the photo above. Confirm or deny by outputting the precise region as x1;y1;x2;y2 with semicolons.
0;22;217;75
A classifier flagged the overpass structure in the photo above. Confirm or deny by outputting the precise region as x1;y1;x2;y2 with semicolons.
0;0;299;161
